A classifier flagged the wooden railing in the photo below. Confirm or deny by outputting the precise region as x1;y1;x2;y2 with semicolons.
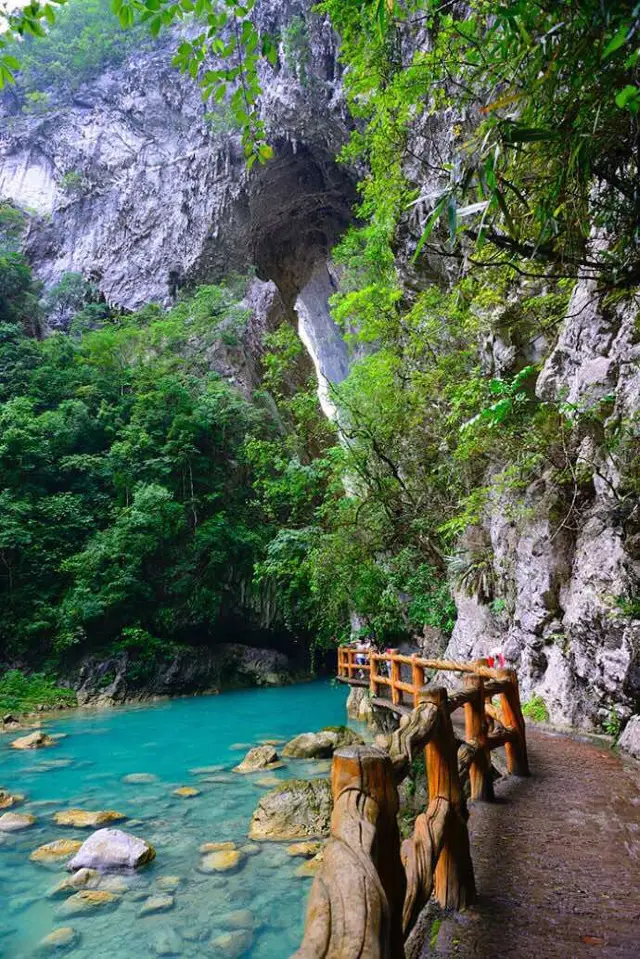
293;655;529;958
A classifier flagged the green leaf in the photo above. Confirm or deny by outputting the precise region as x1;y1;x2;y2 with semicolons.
447;196;457;243
412;196;447;263
615;85;639;109
602;23;629;59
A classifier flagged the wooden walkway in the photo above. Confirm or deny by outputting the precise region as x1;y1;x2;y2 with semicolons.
407;728;640;958
294;648;640;958
294;650;531;958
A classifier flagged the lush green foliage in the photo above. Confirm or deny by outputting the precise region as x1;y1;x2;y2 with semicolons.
0;259;278;663
522;695;550;724
0;669;76;713
11;0;149;95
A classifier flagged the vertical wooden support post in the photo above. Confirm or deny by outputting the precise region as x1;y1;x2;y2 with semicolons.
347;648;354;679
370;654;379;699
338;647;345;680
496;667;530;776
463;674;494;802
390;651;401;707
411;656;425;708
295;745;406;958
420;686;475;909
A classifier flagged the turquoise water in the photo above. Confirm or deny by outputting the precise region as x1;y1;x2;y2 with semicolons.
0;681;351;958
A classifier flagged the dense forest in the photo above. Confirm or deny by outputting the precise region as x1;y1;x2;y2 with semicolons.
0;0;638;719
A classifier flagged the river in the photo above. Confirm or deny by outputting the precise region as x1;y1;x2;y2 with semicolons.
0;680;352;958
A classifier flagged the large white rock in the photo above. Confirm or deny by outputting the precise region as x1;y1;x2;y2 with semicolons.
67;828;156;873
619;715;640;760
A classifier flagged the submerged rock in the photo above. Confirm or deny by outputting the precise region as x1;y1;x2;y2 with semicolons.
217;909;256;931
282;726;363;759
47;869;101;899
210;929;253;958
249;778;332;841
156;876;181;891
139;894;175;916
286;841;323;859
172;786;200;798
199;849;245;874
153;927;182;956
254;776;282;788
295;849;324;878
122;773;158;785
199;841;236;853
0;812;36;832
54;809;126;828
31;839;83;864
67;828;156;872
0;789;25;810
11;731;55;750
57;890;119;917
189;765;225;775
232;745;284;774
38;926;79;951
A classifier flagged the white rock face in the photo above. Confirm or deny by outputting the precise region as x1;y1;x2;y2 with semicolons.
67;828;156;873
619;715;640;759
446;275;640;728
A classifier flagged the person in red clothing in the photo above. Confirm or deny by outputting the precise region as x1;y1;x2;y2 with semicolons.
487;646;506;668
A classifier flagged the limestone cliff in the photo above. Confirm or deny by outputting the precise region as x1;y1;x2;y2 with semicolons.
1;1;638;730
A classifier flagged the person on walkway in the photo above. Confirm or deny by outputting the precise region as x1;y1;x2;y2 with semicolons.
487;646;505;669
354;638;372;678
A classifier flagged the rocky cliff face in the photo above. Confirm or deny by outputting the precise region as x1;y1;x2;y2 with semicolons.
1;2;638;730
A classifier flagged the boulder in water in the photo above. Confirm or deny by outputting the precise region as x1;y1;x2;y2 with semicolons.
210;929;253;958
153;927;182;956
232;745;284;774
249;778;332;841
54;809;127;828
122;773;158;785
31;839;83;864
199;841;236;853
47;868;101;899
0;812;36;832
295;850;324;878
286;841;323;859
138;894;174;916
38;926;79;951
217;909;256;931
67;828;156;872
0;789;25;810
199;848;245;874
172;786;200;798
57;890;119;917
282;726;363;759
11;731;55;750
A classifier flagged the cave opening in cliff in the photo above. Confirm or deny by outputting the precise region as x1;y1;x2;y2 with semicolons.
249;138;358;310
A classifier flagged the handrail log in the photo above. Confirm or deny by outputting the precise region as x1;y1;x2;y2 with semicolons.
294;745;406;959
377;701;439;784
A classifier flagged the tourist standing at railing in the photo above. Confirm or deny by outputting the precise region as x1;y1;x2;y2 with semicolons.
355;638;372;678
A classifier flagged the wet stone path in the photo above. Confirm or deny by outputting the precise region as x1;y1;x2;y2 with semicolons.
411;729;640;958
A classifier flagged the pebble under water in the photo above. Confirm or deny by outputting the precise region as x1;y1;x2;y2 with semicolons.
0;680;353;958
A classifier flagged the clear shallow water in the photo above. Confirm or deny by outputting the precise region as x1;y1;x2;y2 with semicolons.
0;681;352;959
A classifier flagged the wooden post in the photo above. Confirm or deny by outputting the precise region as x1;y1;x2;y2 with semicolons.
463;674;494;802
496;667;530;776
390;651;401;707
370;653;379;699
294;745;406;959
419;685;475;910
411;656;425;708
